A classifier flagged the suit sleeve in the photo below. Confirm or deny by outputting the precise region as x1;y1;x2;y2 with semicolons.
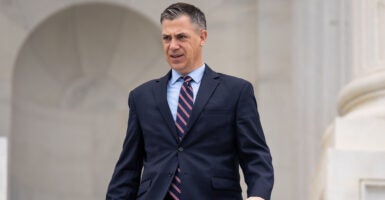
106;91;144;200
236;82;274;200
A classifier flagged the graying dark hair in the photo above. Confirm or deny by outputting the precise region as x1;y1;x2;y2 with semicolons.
160;2;207;30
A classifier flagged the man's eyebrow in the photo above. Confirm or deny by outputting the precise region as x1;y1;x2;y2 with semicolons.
162;34;171;38
161;33;188;38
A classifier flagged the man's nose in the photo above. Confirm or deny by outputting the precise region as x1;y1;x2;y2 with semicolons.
169;39;179;50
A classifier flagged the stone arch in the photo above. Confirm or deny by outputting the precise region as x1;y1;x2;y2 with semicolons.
10;2;164;200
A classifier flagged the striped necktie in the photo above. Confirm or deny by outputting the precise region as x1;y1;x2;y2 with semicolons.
168;76;193;200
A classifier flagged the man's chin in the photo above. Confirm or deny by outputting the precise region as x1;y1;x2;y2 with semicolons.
170;64;186;72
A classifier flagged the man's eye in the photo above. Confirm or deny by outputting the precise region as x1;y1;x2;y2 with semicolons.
162;36;171;41
177;35;187;40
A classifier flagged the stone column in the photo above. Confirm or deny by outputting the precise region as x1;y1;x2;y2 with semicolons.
0;137;7;200
312;0;385;199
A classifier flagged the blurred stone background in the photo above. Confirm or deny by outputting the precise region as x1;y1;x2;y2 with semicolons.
1;0;385;200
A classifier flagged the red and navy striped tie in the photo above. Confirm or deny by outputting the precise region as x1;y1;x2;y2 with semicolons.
168;76;193;200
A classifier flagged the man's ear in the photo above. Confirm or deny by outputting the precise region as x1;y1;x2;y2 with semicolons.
200;29;207;46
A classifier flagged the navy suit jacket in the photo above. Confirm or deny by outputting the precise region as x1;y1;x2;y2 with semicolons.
106;65;274;200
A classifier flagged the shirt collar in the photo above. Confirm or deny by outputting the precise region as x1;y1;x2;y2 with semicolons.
170;63;206;85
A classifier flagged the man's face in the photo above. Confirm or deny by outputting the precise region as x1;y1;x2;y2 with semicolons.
162;15;207;75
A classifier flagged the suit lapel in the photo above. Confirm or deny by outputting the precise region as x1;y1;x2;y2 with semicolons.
182;66;220;140
153;71;178;141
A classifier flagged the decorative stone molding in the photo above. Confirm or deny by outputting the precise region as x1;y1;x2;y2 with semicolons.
339;0;385;118
337;69;385;116
313;0;385;199
360;179;385;200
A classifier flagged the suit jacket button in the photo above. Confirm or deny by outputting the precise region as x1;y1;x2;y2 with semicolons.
178;147;184;152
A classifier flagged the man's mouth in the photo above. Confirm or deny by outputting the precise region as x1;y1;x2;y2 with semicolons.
170;54;183;58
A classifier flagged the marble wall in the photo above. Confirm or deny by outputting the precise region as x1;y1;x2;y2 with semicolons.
0;137;7;200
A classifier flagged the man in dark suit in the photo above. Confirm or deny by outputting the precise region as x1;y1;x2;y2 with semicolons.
106;2;274;200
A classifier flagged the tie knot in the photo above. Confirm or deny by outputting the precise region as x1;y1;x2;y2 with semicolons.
183;76;193;83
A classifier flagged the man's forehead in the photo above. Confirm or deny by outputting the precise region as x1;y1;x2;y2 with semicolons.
161;24;194;35
161;30;189;35
162;25;199;36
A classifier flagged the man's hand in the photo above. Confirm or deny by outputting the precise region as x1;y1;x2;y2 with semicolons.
247;197;264;200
